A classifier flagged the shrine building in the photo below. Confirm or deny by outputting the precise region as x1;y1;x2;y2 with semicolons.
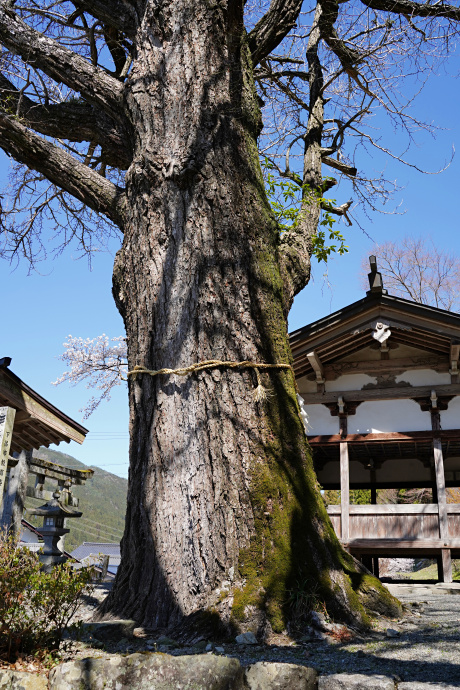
291;257;460;583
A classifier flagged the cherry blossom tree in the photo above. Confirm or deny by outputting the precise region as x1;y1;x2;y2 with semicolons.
53;335;127;418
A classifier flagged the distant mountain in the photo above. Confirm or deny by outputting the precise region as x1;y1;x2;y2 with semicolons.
24;447;128;553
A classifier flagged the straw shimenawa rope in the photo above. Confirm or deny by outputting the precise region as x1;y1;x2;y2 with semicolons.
126;359;295;402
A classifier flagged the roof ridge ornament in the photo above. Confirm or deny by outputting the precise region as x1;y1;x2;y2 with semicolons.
367;255;387;296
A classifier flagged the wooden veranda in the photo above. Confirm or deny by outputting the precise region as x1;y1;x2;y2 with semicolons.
308;431;460;581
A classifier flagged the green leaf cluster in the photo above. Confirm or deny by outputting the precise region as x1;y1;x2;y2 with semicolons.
262;158;348;263
0;531;92;662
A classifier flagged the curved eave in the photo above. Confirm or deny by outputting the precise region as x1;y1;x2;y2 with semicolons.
0;363;88;453
290;293;460;346
289;292;460;379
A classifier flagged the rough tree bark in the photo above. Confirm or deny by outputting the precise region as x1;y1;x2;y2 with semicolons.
100;0;398;633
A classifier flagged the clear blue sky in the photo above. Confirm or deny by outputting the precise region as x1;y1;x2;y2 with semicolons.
1;65;459;479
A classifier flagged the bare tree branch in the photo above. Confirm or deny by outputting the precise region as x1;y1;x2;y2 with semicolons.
0;75;132;169
0;112;126;226
321;155;357;176
0;2;125;121
72;0;138;36
248;0;304;66
103;26;129;77
321;198;353;223
278;3;325;312
360;0;460;21
319;0;364;72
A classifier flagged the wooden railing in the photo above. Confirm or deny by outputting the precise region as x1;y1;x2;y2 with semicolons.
326;503;460;542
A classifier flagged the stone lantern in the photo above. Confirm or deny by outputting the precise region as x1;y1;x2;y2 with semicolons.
28;490;82;571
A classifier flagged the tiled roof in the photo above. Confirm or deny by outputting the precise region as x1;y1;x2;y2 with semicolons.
71;542;120;560
20;519;43;543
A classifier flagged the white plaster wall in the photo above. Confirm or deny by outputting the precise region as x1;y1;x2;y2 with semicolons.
348;400;430;433
305;404;338;435
440;395;460;430
396;369;451;387
348;461;372;484
325;373;377;392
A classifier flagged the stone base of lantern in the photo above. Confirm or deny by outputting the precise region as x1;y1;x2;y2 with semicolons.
38;528;70;572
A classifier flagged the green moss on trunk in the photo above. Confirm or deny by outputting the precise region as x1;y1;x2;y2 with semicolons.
231;377;402;632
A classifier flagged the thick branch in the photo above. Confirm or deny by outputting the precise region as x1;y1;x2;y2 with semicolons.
0;3;125;122
360;0;460;20
248;0;304;66
319;0;363;72
0;113;126;226
278;2;324;312
0;75;132;169
278;202;313;315
322;155;357;177
73;0;138;36
321;199;353;224
103;26;128;77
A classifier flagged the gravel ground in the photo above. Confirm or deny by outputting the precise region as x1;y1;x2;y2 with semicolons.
67;583;460;687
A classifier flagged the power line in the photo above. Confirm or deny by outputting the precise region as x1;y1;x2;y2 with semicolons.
23;511;109;542
61;463;129;468
84;438;129;441
76;512;124;527
76;520;124;539
24;499;124;539
65;523;121;542
77;514;124;530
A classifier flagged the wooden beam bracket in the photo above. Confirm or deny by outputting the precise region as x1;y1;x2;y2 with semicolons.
450;341;460;384
307;351;325;392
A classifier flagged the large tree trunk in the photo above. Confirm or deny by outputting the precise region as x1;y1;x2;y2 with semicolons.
102;0;399;634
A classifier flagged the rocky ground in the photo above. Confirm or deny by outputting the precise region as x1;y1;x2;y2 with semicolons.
59;581;460;687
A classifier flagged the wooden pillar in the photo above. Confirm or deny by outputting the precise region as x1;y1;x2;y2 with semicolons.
370;475;377;505
361;555;373;572
340;441;350;542
440;549;452;583
1;449;32;540
433;437;452;583
432;479;438;504
373;557;380;579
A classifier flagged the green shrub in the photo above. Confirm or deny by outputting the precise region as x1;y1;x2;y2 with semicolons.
0;531;93;661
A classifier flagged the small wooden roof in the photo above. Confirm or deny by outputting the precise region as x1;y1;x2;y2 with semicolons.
0;358;88;453
290;259;460;489
289;287;460;380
